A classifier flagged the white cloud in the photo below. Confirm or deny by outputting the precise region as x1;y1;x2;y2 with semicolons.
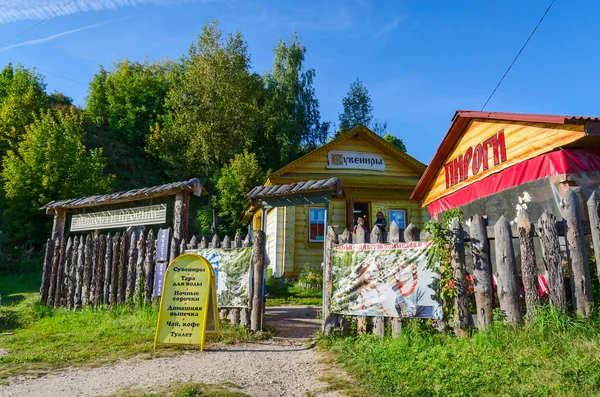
0;0;205;24
374;14;406;37
3;20;117;50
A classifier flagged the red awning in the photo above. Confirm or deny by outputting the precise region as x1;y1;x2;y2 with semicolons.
427;148;600;216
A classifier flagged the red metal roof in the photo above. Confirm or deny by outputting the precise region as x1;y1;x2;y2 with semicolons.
411;110;599;201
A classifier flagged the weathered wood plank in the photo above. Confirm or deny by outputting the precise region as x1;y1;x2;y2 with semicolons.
169;236;178;263
517;212;540;320
357;316;367;334
373;317;385;338
64;238;74;309
93;234;106;307
67;236;78;309
74;236;84;309
322;226;338;335
587;192;600;287
538;211;567;311
451;218;469;334
126;232;138;302
494;216;522;324
354;226;366;244
179;238;186;255
53;238;66;308
173;191;190;244
211;234;220;249
102;234;112;305
391;318;402;337
144;230;155;305
117;233;128;303
371;226;383;243
89;235;99;306
242;233;252;248
561;189;593;317
40;238;55;305
240;308;250;327
223;235;232;249
110;232;120;305
188;235;198;250
230;308;240;325
251;230;265;332
234;232;243;248
134;231;146;306
339;228;351;244
404;223;420;242
470;214;493;329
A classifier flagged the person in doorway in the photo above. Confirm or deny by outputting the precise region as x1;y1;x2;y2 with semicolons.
374;211;387;232
353;217;368;234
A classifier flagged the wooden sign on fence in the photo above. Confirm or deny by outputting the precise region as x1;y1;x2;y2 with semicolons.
154;253;219;351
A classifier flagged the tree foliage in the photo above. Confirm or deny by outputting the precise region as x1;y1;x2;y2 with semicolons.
336;78;387;137
149;21;262;179
383;133;407;152
2;108;113;243
214;150;266;233
258;34;329;170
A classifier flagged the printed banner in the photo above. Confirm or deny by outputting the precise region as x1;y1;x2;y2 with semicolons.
153;228;170;297
332;242;442;319
188;248;252;308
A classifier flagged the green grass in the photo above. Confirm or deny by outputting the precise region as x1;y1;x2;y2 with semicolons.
319;307;600;396
108;381;247;397
0;271;270;379
265;276;322;307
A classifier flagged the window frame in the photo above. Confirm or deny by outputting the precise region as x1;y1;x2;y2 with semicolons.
308;206;326;243
389;208;407;230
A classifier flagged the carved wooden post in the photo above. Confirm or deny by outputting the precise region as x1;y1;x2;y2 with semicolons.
93;234;106;307
322;226;338;335
538;211;567;311
51;208;67;241
494;216;522;324
117;233;128;303
373;317;385;337
109;233;120;305
404;223;420;242
53;238;66;308
223;235;232;249
126;231;138;302
173;190;190;245
134;231;146;306
47;240;61;306
144;230;155;305
67;236;78;309
451;218;468;334
517;211;540;320
251;230;265;332
75;236;85;309
587;192;600;285
354;226;366;244
234;232;243;248
561;189;593;317
40;238;55;304
470;215;493;329
389;221;400;243
371;226;383;243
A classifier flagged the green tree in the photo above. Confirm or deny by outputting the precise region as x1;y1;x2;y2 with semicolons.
258;34;329;170
383;133;407;152
336;78;387;137
0;64;48;155
2;108;114;244
149;20;262;179
214;150;266;234
85;65;109;128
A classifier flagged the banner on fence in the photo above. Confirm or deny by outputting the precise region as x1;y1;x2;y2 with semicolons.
188;248;252;308
154;253;219;351
153;228;170;297
331;242;442;319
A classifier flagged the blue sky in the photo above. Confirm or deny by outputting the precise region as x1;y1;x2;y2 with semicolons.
0;0;595;164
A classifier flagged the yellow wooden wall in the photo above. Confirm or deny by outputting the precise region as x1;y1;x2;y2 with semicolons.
423;120;585;206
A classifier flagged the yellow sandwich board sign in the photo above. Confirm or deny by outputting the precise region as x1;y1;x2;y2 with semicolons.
154;253;219;351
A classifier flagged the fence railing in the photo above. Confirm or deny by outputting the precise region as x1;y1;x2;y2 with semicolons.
322;189;600;336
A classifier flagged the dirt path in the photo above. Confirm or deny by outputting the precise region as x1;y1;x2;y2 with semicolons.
0;306;341;397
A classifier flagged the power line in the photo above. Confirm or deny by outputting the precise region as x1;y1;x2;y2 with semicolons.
0;54;86;86
481;0;556;111
1;0;75;46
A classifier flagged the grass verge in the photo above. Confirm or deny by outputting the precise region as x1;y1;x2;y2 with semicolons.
0;272;270;379
265;275;322;307
108;381;247;397
319;307;600;396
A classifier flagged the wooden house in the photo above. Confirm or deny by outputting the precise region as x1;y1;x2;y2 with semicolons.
411;111;600;225
242;125;427;277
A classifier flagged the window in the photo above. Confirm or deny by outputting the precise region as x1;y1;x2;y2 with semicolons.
309;207;325;242
389;209;406;230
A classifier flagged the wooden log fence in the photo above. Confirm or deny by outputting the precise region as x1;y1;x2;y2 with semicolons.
323;188;600;337
39;227;259;329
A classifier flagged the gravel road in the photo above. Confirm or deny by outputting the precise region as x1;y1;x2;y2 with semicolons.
0;306;342;397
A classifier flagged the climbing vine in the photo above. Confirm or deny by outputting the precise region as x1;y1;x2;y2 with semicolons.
423;208;464;322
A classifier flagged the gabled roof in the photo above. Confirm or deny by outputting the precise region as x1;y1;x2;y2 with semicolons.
43;178;207;214
411;110;597;201
267;125;426;182
247;178;344;200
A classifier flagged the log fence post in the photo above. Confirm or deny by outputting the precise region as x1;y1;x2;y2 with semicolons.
517;212;540;319
494;216;522;324
47;240;61;306
451;218;469;335
251;230;265;332
587;192;600;285
404;223;420;242
389;221;400;243
103;234;113;305
223;235;232;249
89;235;99;306
322;226;338;335
93;234;106;307
53;238;66;308
126;231;138;302
134;231;146;306
144;230;155;305
67;236;78;309
538;211;567;311
117;233;127;303
75;237;84;309
109;233;120;305
40;238;55;304
470;215;493;329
